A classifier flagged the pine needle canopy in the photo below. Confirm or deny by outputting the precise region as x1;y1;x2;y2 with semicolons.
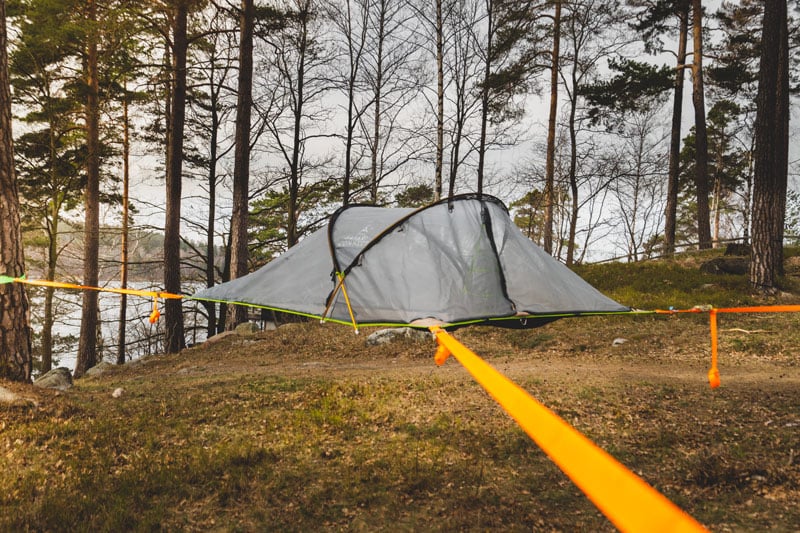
192;194;629;329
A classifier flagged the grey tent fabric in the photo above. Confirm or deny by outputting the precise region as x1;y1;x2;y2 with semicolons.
192;194;629;328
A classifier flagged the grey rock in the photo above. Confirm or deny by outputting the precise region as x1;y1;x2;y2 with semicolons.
204;330;237;345
34;367;73;391
700;257;748;275
85;361;115;376
366;327;432;346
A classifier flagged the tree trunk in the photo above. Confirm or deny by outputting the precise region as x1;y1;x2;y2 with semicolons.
434;0;444;201
750;0;789;292
0;0;32;382
227;0;255;330
476;1;493;195
543;0;561;255
712;150;723;247
117;86;130;365
691;0;712;249
565;45;579;267
41;126;61;372
448;105;465;199
41;209;58;372
164;2;188;353
288;4;309;248
369;0;385;204
205;63;220;339
342;0;361;207
664;0;688;256
566;87;578;266
76;0;101;378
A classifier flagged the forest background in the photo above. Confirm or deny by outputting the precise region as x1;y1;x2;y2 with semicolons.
1;0;797;378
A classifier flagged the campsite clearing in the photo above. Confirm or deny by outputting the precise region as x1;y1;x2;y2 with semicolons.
2;315;799;531
2;255;800;531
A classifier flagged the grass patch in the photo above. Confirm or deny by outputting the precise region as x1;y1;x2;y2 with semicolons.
2;251;800;530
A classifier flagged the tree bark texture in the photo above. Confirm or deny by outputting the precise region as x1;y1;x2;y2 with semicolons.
664;0;689;256
750;0;789;291
691;0;712;249
164;2;188;353
205;65;221;339
476;0;493;195
227;0;255;330
543;0;561;255
117;88;130;365
434;0;444;201
369;0;385;203
288;2;309;248
0;0;33;382
75;0;101;378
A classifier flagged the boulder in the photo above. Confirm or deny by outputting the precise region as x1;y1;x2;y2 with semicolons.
204;330;237;345
366;327;431;346
34;367;73;391
724;242;750;256
85;361;115;377
700;257;748;275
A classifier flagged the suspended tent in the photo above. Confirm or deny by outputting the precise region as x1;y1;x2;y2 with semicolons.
192;194;629;330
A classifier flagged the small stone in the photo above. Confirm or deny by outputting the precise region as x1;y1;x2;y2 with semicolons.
112;388;124;398
612;338;628;346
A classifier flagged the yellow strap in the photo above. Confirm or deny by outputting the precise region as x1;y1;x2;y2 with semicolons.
429;326;707;533
11;277;183;300
336;272;359;334
319;275;346;323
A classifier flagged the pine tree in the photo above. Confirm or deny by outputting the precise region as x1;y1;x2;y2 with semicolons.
0;0;33;382
226;0;255;330
750;0;789;292
9;0;87;373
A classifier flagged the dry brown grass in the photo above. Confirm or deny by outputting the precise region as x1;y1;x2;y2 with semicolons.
2;255;800;531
